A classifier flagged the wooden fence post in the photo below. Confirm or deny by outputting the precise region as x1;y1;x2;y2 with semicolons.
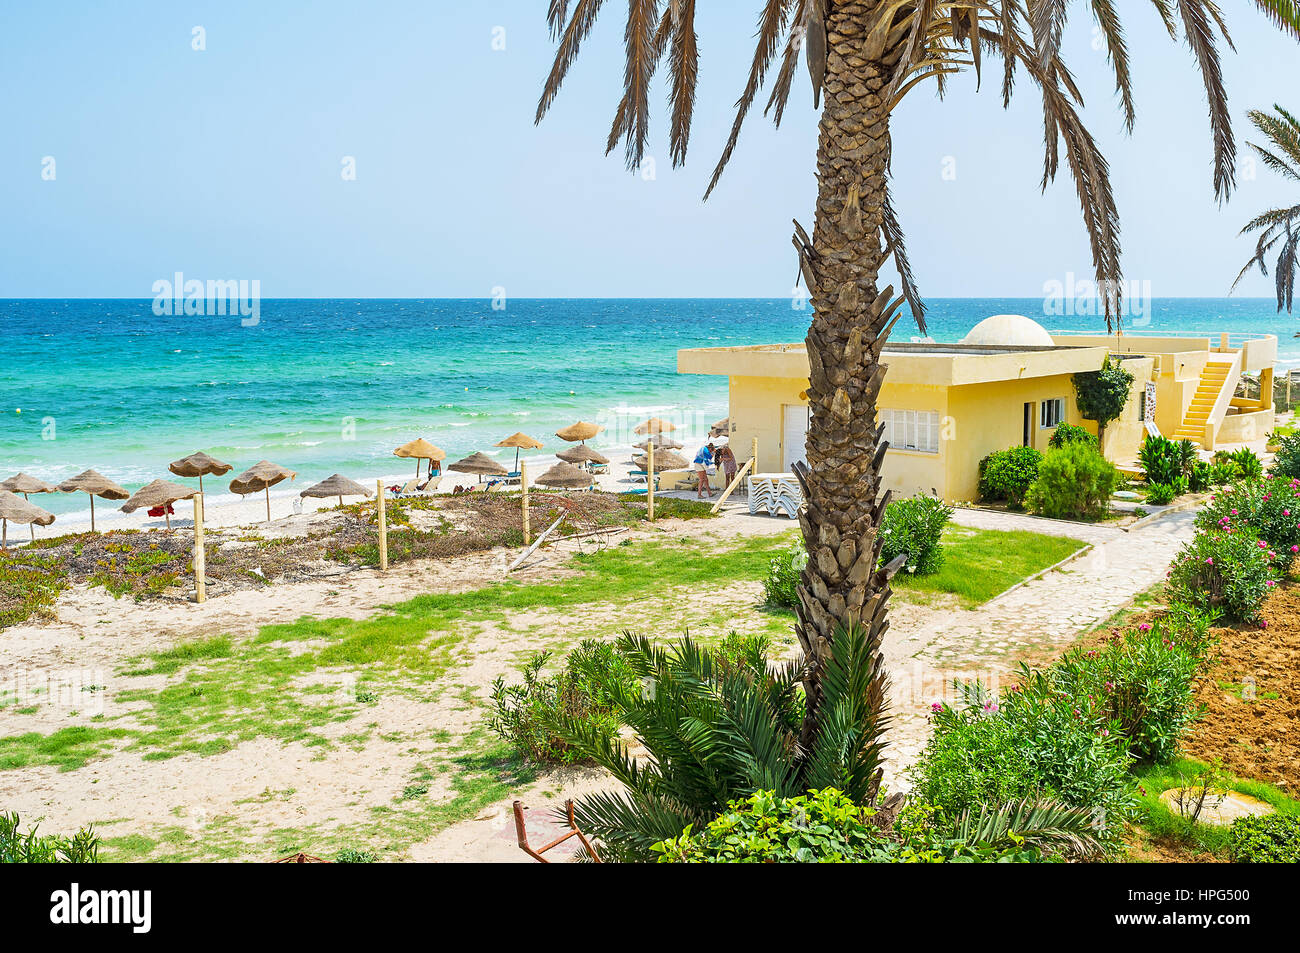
521;460;530;545
194;492;206;604
376;480;388;571
648;443;655;521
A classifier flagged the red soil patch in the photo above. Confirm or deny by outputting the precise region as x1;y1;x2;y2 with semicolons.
1184;584;1300;790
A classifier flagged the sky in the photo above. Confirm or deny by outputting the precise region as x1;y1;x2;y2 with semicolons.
0;1;1296;300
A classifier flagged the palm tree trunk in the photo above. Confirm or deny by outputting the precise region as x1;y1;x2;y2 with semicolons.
795;1;897;774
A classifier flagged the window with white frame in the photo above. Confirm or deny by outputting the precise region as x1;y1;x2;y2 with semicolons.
881;409;940;453
1040;397;1066;429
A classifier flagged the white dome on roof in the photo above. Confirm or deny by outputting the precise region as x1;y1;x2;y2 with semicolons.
961;314;1055;348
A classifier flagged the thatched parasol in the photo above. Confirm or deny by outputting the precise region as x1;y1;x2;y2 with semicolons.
394;438;446;480
555;421;603;444
494;432;544;471
710;417;731;438
634;450;690;471
534;462;594;489
0;490;55;547
448;452;508;483
633;417;677;435
633;435;684;451
557;445;610;467
121;479;199;531
1;473;58;540
168;451;233;494
300;474;373;507
57;469;129;533
230;460;298;522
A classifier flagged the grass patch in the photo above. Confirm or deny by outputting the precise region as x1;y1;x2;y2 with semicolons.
893;526;1086;607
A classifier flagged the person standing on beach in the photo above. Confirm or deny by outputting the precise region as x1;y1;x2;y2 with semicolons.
714;442;737;490
693;442;715;499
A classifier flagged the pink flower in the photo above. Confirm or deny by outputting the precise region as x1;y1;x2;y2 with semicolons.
1290;546;1297;553
1138;623;1151;633
1267;580;1276;587
1286;510;1292;517
1259;540;1268;549
1205;557;1214;565
930;702;943;712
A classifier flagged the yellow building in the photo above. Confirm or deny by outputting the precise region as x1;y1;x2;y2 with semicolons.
677;315;1277;503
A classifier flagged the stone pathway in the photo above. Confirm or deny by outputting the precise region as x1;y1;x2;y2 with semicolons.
881;507;1197;784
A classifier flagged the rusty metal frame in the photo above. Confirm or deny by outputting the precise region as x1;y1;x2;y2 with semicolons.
513;799;602;863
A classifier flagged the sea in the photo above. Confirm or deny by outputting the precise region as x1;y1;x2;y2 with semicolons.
1;297;1295;518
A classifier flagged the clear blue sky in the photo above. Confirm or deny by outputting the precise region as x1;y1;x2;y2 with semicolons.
0;1;1296;299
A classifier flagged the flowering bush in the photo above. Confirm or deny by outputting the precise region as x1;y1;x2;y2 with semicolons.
1165;527;1276;623
1270;431;1300;481
879;495;952;576
1196;476;1300;569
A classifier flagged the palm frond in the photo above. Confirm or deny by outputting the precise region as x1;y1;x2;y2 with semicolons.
667;0;699;167
1090;0;1136;131
1176;0;1236;201
1252;0;1300;39
536;0;610;124
954;798;1110;859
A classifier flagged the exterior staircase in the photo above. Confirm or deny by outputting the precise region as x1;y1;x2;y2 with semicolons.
1172;361;1232;446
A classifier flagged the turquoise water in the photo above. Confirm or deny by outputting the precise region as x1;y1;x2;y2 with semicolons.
1;297;1294;517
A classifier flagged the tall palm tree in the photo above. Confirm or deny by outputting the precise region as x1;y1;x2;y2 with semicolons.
536;1;1300;754
1233;105;1300;313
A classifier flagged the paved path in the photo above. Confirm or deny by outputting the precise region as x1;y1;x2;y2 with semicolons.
881;507;1198;785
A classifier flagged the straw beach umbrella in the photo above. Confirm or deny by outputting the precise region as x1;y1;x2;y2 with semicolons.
301;474;372;508
710;417;731;438
1;474;58;540
494;432;544;471
557;445;610;467
394;438;446;481
633;417;677;435
0;491;55;548
57;469;129;533
633;435;684;451
555;421;603;444
448;452;508;483
534;462;594;490
168;451;233;494
121;479;198;531
634;450;689;471
230;460;297;522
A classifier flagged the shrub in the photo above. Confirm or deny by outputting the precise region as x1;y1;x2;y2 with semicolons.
1165;528;1276;623
1214;447;1263;481
910;679;1133;846
0;812;100;863
651;789;1096;863
1197;476;1300;568
1048;423;1097;449
880;495;952;575
1049;618;1204;764
1144;482;1177;506
1188;461;1213;492
979;447;1042;507
1139;434;1184;486
1073;355;1134;443
1209;460;1239;485
487;640;636;764
1025;442;1119;519
1230;812;1300;863
1270;431;1300;481
334;847;377;863
763;535;806;608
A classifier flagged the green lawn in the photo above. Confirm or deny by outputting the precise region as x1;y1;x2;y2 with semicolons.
892;525;1087;607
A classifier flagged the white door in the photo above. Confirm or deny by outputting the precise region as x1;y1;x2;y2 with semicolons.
783;404;809;472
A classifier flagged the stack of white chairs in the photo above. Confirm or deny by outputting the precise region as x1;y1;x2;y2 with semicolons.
748;474;803;519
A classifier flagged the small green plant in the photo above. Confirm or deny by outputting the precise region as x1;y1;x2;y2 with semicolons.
880;495;953;576
1048;423;1097;449
1269;431;1300;480
334;847;377;863
1139;434;1184;486
1025;442;1119;519
0;812;100;863
763;535;807;609
1188;461;1213;492
979;447;1042;508
1215;447;1263;481
1230;812;1300;863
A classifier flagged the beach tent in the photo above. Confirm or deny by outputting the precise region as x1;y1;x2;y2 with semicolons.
534;462;594;490
168;451;233;494
448;452;508;483
633;417;677;435
494;432;544;471
1;473;58;540
300;474;373;507
230;460;298;522
557;445;610;467
0;490;55;547
57;469;129;533
633;435;684;451
634;450;689;471
121;479;199;531
394;438;446;481
555;421;603;444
